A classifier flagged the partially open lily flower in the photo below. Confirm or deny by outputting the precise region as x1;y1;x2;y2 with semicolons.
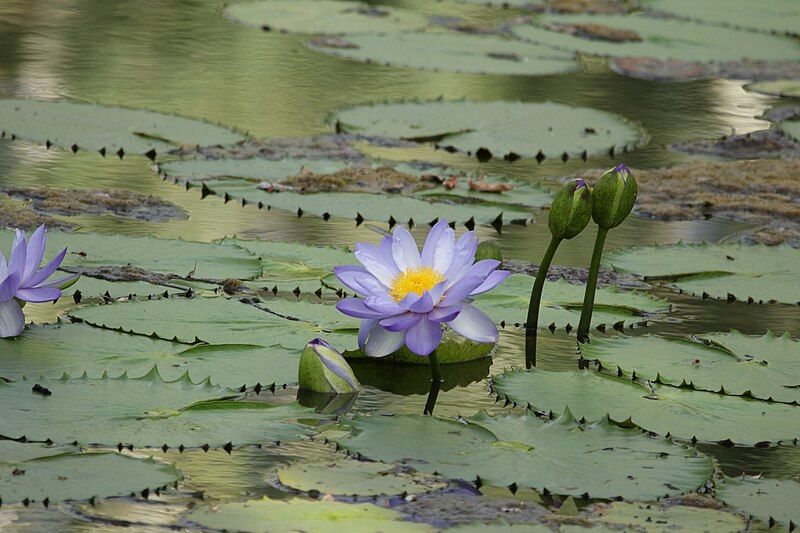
0;225;78;338
334;220;509;357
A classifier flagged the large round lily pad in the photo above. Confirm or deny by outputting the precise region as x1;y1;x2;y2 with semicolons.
309;32;579;76
0;99;243;156
494;368;800;445
332;100;644;159
332;410;713;500
604;242;800;305
716;476;800;528
645;0;800;36
0;441;179;505
0;369;319;448
512;14;800;62
224;0;430;35
582;332;800;404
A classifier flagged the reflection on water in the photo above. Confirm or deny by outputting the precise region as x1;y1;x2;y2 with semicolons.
1;0;798;521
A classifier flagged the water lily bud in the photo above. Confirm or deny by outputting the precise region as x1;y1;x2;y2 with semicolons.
591;164;637;230
475;240;503;262
548;178;593;240
298;339;360;394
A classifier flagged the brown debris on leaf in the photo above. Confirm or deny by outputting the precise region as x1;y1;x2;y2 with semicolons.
0;200;76;231
530;0;635;14
611;56;800;82
58;265;176;286
309;36;359;50
281;165;429;194
468;178;514;193
671;129;800;160
545;22;642;42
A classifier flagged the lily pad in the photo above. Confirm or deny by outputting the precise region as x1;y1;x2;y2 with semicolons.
716;476;800;528
604;242;800;305
645;0;800;36
581;332;800;404
493;368;800;445
779;119;800;142
746;79;800;98
333;100;643;160
70;295;359;351
332;410;713;500
276;460;448;496
471;274;669;329
0;99;243;156
512;14;800;62
309;32;579;76
0;369;319;447
185;497;433;533
0;323;300;387
224;0;430;35
0;442;179;505
585;499;747;532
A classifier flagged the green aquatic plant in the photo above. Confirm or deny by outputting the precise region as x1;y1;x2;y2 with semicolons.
525;179;592;366
577;164;637;343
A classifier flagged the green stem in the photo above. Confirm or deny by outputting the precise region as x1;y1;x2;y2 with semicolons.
524;236;562;367
423;378;442;416
577;226;609;343
429;348;442;383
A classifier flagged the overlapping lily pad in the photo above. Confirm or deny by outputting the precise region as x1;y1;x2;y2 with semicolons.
332;411;713;500
716;476;800;527
746;80;800;98
604;242;800;304
512;14;800;62
494;369;800;444
0;441;180;505
471;274;669;329
186;497;433;532
309;32;580;76
585;499;747;532
0;99;243;156
224;0;430;35
646;0;800;35
333;100;643;159
0;369;318;447
581;332;800;404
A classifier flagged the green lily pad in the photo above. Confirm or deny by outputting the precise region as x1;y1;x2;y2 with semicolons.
309;32;579;76
716;476;800;528
512;14;800;62
0;443;179;505
0;323;301;387
185;497;433;533
65;276;171;300
70;295;359;351
645;0;800;36
0;229;262;281
779;119;800;142
0;369;319;447
582;332;800;404
494;368;800;445
585;500;747;532
472;275;669;329
333;100;643;160
224;0;430;35
604;242;800;305
332;410;713;500
276;460;449;496
0;99;243;156
746;80;800;98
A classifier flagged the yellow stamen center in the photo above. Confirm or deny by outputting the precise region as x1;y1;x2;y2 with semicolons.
389;267;444;302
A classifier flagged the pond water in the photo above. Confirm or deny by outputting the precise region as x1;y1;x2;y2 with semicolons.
1;0;799;530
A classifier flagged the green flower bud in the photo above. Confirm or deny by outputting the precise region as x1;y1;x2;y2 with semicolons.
548;178;593;240
475;240;503;262
298;339;360;394
591;164;637;230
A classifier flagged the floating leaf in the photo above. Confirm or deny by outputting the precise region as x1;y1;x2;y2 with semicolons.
0;99;243;155
716;476;800;528
332;411;713;500
0;370;318;447
746;80;800;98
512;14;800;62
333;100;643;159
0;441;179;505
185;497;433;533
645;0;800;36
604;242;800;304
471;274;669;329
224;0;430;35
276;460;448;496
70;295;359;351
494;368;800;445
779;119;800;142
309;32;579;76
585;499;747;532
582;332;800;404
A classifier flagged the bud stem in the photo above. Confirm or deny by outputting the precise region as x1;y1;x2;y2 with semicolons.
577;226;609;343
423;378;442;415
429;348;443;383
525;236;562;368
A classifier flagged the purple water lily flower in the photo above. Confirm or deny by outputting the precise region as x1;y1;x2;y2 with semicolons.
334;220;510;357
0;225;78;338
